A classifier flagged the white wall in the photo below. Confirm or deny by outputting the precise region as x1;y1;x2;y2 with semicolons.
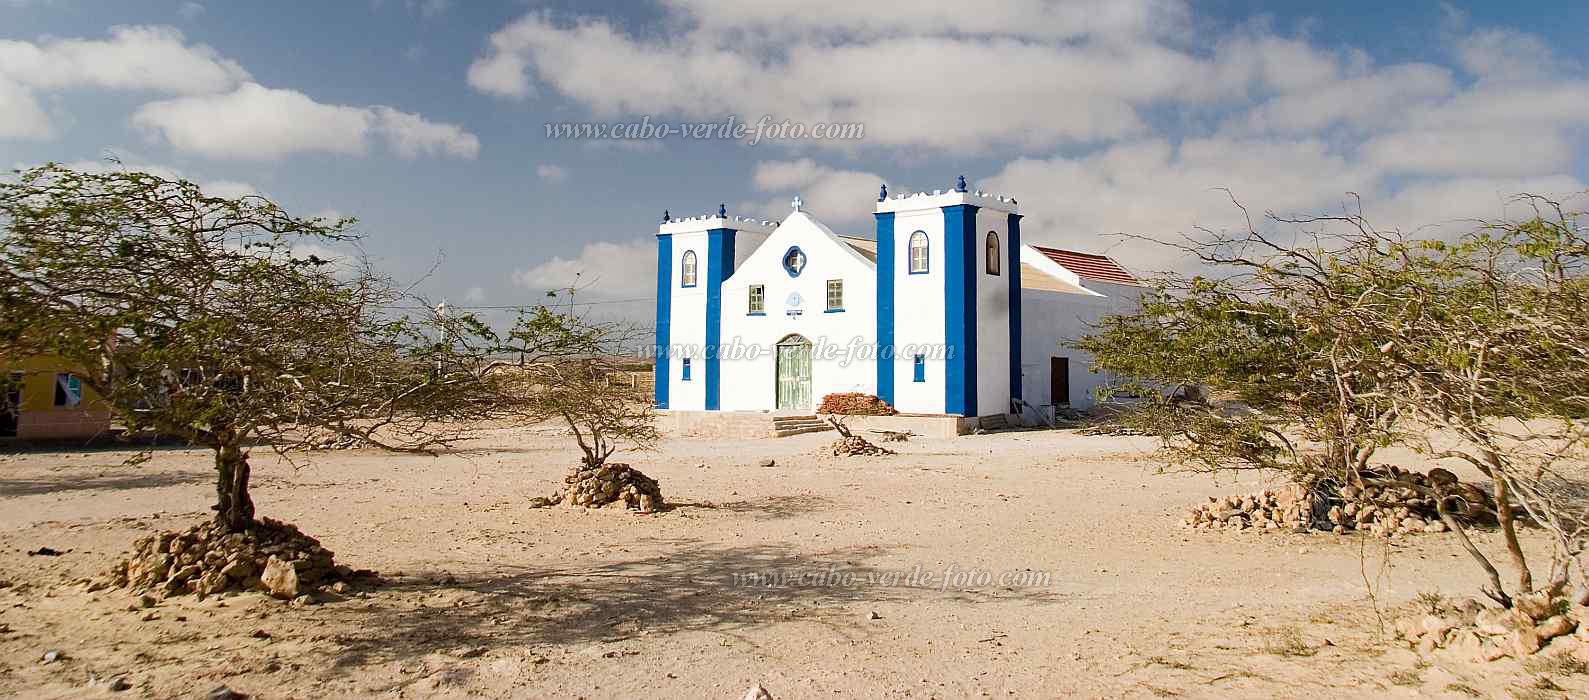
666;230;708;410
718;213;877;412
888;207;947;414
1019;280;1143;412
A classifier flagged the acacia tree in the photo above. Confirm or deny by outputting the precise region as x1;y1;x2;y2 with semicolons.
493;301;659;470
0;165;506;533
1079;196;1589;608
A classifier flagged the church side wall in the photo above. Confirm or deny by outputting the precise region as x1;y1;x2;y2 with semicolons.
1019;281;1144;412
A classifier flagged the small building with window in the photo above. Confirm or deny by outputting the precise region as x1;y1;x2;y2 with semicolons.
1;355;112;441
653;179;1142;424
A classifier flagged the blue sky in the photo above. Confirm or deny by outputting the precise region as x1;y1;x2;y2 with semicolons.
3;1;1587;321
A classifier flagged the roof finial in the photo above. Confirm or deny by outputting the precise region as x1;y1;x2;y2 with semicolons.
718;203;727;218
791;194;803;212
878;183;888;202
955;175;968;193
662;209;671;223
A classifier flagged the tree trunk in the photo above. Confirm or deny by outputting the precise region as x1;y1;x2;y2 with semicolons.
213;440;255;532
1492;475;1534;594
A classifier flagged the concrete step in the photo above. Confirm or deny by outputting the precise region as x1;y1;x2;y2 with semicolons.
771;424;835;438
771;414;821;425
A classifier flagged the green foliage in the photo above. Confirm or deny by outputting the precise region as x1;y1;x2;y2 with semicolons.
1079;194;1589;604
0;164;510;529
493;299;659;468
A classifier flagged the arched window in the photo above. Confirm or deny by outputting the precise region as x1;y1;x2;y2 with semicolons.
681;250;697;287
908;231;929;274
985;231;1000;275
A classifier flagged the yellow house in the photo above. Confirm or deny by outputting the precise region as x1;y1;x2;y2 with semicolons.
1;355;113;441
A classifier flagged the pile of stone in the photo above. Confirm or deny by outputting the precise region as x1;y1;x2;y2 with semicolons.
1184;466;1495;536
1394;592;1589;662
816;392;897;416
88;518;363;600
539;462;664;513
1184;484;1312;532
830;435;895;457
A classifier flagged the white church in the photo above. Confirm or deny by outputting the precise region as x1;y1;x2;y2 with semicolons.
653;177;1143;425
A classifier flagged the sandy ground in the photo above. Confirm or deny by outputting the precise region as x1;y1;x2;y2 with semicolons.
0;423;1584;699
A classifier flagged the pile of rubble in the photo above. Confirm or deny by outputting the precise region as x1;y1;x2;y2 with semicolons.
88;518;364;600
816;392;897;416
830;435;895;457
1394;592;1589;662
1185;484;1312;531
535;462;665;513
1184;466;1495;536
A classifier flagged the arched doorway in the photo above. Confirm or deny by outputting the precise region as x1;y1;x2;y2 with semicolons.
775;334;813;410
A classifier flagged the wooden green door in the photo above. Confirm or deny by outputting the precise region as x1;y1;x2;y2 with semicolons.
776;336;812;410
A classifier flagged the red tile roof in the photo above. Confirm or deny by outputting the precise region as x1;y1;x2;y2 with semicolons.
1031;245;1139;285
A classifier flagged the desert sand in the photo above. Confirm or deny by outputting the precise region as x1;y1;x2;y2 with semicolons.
0;423;1582;699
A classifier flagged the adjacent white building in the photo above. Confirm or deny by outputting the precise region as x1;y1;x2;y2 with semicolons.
653;180;1143;424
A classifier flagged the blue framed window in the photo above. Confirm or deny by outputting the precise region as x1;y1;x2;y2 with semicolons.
681;250;697;287
782;246;807;277
825;279;844;312
682;358;692;381
912;355;925;383
908;231;929;274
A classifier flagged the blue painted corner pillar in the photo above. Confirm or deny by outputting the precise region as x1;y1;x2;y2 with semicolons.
654;234;672;409
874;212;895;406
943;204;979;416
1008;213;1023;403
703;227;736;410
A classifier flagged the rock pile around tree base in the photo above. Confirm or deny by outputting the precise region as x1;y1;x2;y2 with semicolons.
88;518;365;600
535;462;664;513
829;435;895;457
1184;466;1494;536
1394;592;1589;662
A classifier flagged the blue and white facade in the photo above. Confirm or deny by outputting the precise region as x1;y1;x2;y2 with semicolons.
654;180;1142;421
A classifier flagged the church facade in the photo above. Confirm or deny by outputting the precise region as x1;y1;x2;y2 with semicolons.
653;179;1142;423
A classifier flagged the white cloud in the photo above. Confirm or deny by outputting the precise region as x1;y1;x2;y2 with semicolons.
0;25;250;139
371;106;480;159
979;135;1589;276
467;2;1589;187
743;159;890;228
1363;128;1573;177
659;0;1189;41
535;163;568;183
178;2;205;20
1229;63;1456;135
132;83;479;160
512;239;657;301
202;179;261;199
465;11;1224;150
0;25;248;94
0;75;53;139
